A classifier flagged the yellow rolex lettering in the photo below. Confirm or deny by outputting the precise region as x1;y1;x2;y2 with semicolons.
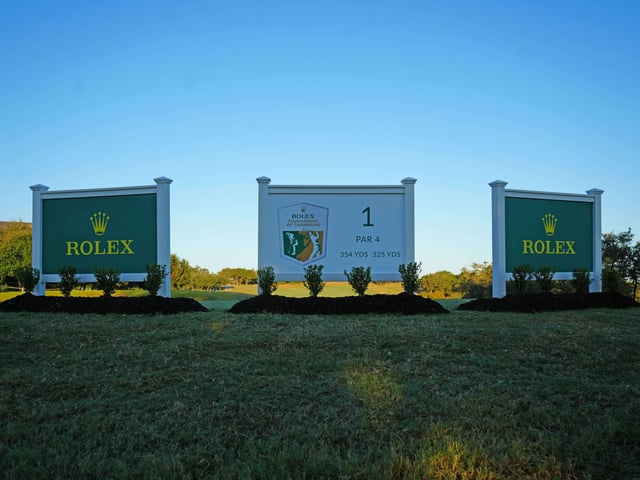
107;240;120;255
66;241;79;256
521;239;577;256
94;240;106;255
120;239;134;254
64;238;135;256
545;240;555;254
80;240;93;256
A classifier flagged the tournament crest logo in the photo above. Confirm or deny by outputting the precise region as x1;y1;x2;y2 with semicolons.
278;203;328;265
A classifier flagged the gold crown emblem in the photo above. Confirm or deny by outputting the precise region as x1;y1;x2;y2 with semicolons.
541;213;557;236
90;212;110;236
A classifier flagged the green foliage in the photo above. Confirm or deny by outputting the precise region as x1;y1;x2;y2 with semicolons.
344;266;372;296
170;254;254;290
631;242;640;300
58;266;80;298
602;267;623;294
14;266;40;293
572;268;591;295
0;221;32;285
421;270;462;298
258;266;278;296
142;263;168;296
601;228;640;298
533;265;555;293
94;268;120;297
510;264;532;294
423;262;492;299
457;261;492;298
170;253;192;289
398;261;421;295
303;264;325;297
217;267;257;286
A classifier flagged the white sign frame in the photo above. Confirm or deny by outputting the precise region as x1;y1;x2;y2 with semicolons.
257;177;416;282
30;177;172;297
490;180;603;298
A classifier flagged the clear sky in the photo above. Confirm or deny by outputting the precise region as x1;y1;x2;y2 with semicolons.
2;0;638;275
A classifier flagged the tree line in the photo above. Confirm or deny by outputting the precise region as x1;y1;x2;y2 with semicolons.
1;221;639;299
170;254;255;290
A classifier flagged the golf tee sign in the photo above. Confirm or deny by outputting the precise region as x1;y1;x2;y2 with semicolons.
30;177;172;297
490;180;603;298
257;177;416;281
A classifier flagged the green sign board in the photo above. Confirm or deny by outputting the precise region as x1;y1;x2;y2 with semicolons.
41;194;157;274
505;197;593;272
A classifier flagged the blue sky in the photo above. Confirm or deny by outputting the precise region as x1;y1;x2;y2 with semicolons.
2;0;639;275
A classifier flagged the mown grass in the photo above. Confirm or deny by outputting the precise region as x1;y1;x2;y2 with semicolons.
1;307;639;479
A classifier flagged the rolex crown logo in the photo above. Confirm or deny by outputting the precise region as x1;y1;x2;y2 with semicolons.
541;213;557;236
90;212;110;236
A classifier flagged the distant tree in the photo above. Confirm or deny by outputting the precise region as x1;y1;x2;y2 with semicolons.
170;254;192;290
218;267;257;286
420;270;458;298
602;229;638;297
630;242;640;300
0;222;32;285
190;266;223;290
457;261;492;298
602;229;634;274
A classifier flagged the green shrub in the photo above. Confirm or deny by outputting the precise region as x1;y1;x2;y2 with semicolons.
94;268;120;297
510;264;532;294
15;266;40;293
534;266;555;293
602;268;623;293
572;269;591;295
344;266;372;296
258;266;278;296
58;266;80;298
399;262;422;295
303;264;325;297
142;264;168;296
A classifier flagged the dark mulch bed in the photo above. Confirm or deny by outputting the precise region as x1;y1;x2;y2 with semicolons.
229;293;449;315
0;293;209;315
458;292;639;313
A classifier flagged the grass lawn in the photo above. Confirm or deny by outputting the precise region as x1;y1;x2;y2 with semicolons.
1;307;639;479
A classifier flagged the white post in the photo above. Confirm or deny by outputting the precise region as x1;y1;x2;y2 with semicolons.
489;180;508;298
256;176;272;294
154;177;173;298
30;184;49;296
587;188;604;293
401;177;417;264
